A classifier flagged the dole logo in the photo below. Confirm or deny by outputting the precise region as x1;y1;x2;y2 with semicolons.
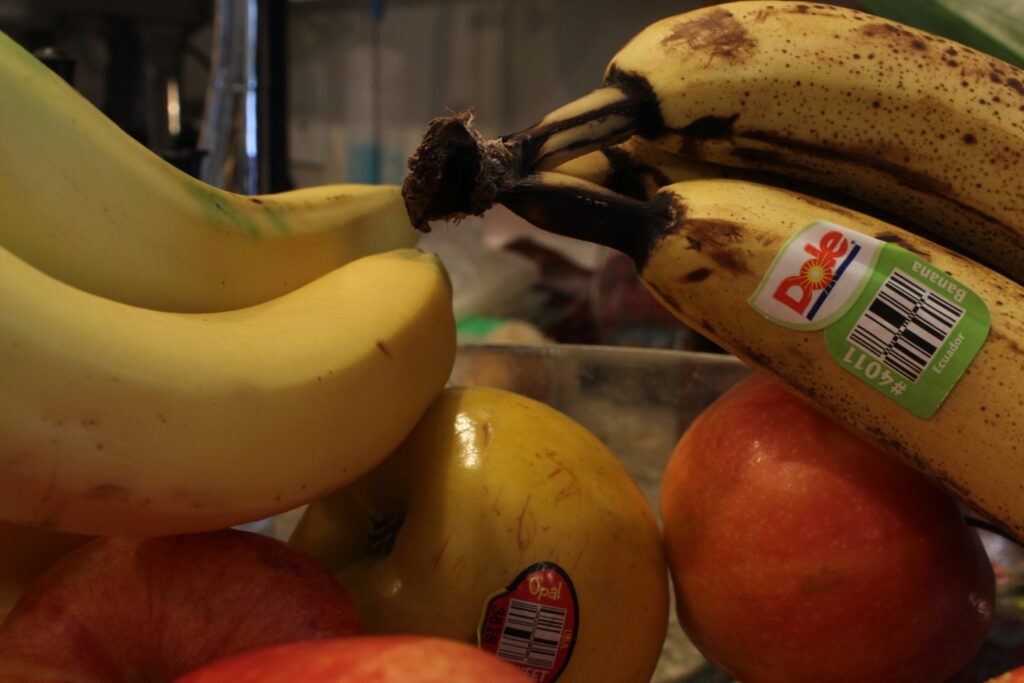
772;230;849;316
749;221;882;330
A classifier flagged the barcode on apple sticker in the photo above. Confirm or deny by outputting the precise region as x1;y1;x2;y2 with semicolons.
477;562;578;682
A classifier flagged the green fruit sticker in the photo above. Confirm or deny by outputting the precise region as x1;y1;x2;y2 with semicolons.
751;221;990;419
822;241;990;419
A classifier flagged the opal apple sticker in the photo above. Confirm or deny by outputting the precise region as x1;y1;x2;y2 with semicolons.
290;386;669;683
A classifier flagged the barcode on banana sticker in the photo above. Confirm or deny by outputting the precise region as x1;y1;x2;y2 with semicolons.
478;562;578;682
752;221;990;419
846;269;964;383
823;246;989;419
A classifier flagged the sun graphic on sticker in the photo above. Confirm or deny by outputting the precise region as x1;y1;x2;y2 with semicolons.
798;255;834;290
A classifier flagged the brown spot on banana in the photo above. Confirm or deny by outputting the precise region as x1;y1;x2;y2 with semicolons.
677;114;739;144
987;329;1024;356
698;243;749;276
731;145;818;174
858;21;924;46
683;218;745;248
82;484;132;501
659;7;757;61
680;268;712;283
732;131;956;199
872;231;931;258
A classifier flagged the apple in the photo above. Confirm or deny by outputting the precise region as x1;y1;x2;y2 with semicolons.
985;667;1024;682
0;528;364;682
289;385;669;683
0;519;92;620
659;371;995;683
173;634;534;682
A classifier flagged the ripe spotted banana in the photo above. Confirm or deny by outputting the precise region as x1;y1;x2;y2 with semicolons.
405;1;1024;282
0;246;456;537
0;31;418;312
413;170;1024;542
552;138;918;225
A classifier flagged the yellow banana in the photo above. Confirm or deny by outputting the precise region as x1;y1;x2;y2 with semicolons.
0;30;418;312
416;169;1024;541
405;1;1024;281
0;246;456;537
553;138;911;228
551;137;728;200
0;521;91;620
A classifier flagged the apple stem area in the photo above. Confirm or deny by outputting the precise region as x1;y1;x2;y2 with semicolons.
369;514;402;555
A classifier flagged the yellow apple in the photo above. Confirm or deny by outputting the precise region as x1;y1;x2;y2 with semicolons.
290;385;669;683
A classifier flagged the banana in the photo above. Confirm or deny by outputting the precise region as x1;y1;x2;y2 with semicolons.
0;246;456;537
0;30;418;312
417;169;1024;541
551;137;728;200
553;138;919;227
404;1;1024;281
0;521;91;620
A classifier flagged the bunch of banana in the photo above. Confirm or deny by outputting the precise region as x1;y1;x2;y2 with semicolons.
0;30;418;312
405;1;1024;283
0;245;456;537
551;136;918;225
0;34;459;543
401;4;1024;540
413;168;1024;540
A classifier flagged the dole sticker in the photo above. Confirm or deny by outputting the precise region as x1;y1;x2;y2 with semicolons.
478;562;578;682
749;220;884;330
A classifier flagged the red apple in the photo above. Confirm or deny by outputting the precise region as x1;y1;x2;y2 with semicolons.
0;528;364;682
660;372;995;683
985;667;1024;682
173;634;534;682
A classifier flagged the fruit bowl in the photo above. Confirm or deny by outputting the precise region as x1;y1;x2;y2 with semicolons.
259;342;1022;682
448;342;752;682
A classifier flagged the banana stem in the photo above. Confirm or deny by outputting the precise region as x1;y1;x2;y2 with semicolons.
495;172;674;269
402;78;655;230
516;84;651;171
